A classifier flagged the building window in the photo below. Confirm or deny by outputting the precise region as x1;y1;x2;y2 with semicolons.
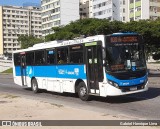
130;8;134;13
136;6;141;11
150;6;157;12
130;0;134;3
130;17;134;21
123;8;125;13
123;0;125;5
123;16;125;21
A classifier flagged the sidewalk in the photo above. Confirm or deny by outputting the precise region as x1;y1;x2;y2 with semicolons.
147;63;160;76
0;92;158;129
147;63;160;71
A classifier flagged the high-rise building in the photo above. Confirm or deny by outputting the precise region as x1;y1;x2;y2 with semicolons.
41;0;80;36
91;0;121;21
80;0;89;19
129;0;160;21
120;0;129;22
0;6;42;56
86;0;129;22
84;0;160;22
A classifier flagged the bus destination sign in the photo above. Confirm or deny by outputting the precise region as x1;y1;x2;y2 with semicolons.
110;36;138;43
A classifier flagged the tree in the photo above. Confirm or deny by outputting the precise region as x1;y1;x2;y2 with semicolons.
19;19;160;60
18;35;44;49
44;18;160;60
45;18;124;41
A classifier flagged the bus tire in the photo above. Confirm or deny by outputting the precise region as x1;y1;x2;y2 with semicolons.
31;78;39;93
77;82;90;101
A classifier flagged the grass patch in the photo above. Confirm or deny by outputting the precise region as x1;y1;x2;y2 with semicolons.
2;68;13;73
40;101;64;108
50;103;63;108
3;94;19;99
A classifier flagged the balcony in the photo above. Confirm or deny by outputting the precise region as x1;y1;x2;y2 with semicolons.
135;1;141;7
135;11;141;17
129;3;134;9
150;11;160;16
129;13;134;18
150;2;159;7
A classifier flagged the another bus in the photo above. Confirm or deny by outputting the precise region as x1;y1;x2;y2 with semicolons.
13;32;148;101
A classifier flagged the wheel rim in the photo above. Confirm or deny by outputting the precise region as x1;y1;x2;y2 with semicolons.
32;82;37;91
80;87;87;97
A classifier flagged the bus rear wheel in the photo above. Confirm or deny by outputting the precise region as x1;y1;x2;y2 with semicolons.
77;82;90;101
31;78;39;93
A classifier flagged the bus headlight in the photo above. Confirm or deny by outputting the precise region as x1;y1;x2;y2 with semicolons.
108;80;119;88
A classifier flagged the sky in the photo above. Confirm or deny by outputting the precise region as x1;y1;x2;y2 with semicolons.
0;0;40;6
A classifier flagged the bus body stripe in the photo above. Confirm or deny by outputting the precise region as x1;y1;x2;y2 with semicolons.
106;74;147;87
15;65;87;79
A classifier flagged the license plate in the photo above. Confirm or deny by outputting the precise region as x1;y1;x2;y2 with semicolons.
130;87;137;91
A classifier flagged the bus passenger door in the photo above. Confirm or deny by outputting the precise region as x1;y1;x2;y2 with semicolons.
20;53;27;86
85;43;103;94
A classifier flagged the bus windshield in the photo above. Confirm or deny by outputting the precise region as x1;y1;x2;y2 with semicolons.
105;43;146;72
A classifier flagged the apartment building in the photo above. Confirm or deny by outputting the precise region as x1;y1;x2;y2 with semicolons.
41;0;80;36
80;0;89;19
91;0;121;21
129;0;160;21
120;0;129;22
0;6;42;56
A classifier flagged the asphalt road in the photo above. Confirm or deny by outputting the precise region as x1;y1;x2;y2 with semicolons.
0;74;159;120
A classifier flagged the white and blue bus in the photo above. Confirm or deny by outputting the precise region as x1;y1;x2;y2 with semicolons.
13;32;148;101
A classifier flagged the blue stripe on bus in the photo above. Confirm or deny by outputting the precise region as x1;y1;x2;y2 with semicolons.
15;65;87;79
106;74;147;87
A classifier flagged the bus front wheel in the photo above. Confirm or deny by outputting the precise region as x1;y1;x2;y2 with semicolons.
31;78;39;93
77;82;90;101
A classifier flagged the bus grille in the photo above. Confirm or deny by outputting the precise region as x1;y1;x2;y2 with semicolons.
119;83;145;92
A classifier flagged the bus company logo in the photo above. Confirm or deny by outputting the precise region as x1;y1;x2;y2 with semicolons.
58;69;65;75
122;82;129;86
74;68;79;76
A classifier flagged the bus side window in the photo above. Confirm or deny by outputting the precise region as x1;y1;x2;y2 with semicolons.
14;53;21;66
47;50;55;64
35;50;45;65
69;45;83;64
26;52;34;65
57;47;68;64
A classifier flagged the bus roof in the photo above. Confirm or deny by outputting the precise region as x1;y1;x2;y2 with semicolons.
13;35;105;53
13;32;140;54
